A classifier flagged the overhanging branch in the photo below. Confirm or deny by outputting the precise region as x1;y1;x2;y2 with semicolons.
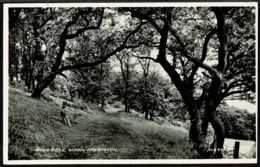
59;22;144;72
168;46;221;80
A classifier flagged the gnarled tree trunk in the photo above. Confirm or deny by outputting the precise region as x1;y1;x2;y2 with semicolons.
204;76;225;158
187;104;203;148
31;72;57;98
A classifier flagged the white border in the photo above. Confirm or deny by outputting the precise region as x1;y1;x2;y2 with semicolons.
3;2;258;165
2;159;259;165
256;0;259;163
3;3;9;165
2;2;258;7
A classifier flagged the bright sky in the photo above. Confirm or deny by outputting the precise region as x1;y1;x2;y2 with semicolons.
226;100;256;113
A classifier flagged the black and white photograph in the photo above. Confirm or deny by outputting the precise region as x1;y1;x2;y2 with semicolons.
3;2;258;165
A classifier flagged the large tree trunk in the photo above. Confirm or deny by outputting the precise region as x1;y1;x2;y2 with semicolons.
206;108;225;149
205;95;225;149
188;105;203;148
158;58;203;147
204;77;225;158
31;72;57;98
200;8;227;158
158;57;203;147
205;104;225;158
154;15;204;147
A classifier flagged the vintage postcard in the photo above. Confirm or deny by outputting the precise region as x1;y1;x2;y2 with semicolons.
3;2;258;165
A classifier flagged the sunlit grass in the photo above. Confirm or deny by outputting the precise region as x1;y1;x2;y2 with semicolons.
8;88;202;159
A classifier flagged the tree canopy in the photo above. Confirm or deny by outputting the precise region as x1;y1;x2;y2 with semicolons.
8;6;256;156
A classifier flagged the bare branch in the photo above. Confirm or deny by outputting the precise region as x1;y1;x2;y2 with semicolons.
138;56;157;62
221;81;254;100
190;28;217;79
168;46;221;79
164;17;221;80
222;80;248;97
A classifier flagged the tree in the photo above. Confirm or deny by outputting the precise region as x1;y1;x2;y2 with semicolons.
126;7;255;153
9;8;22;84
29;8;105;97
138;55;151;119
218;105;256;140
8;7;145;98
8;8;55;90
9;6;255;156
116;49;138;112
66;62;113;107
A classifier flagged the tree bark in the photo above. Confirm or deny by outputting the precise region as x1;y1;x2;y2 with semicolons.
158;58;203;147
143;82;149;119
124;86;130;113
205;105;225;158
188;105;203;148
207;109;225;149
155;12;203;147
203;7;227;154
31;72;57;98
204;77;225;158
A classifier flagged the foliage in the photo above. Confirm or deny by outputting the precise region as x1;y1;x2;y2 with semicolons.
111;66;183;118
218;105;255;140
123;7;256;150
67;62;113;104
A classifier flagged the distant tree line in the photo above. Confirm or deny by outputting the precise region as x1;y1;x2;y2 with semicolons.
218;105;255;141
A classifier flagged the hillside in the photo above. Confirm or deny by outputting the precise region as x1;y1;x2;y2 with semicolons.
8;88;200;160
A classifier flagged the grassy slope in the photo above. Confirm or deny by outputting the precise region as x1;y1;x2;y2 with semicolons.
8;88;200;160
